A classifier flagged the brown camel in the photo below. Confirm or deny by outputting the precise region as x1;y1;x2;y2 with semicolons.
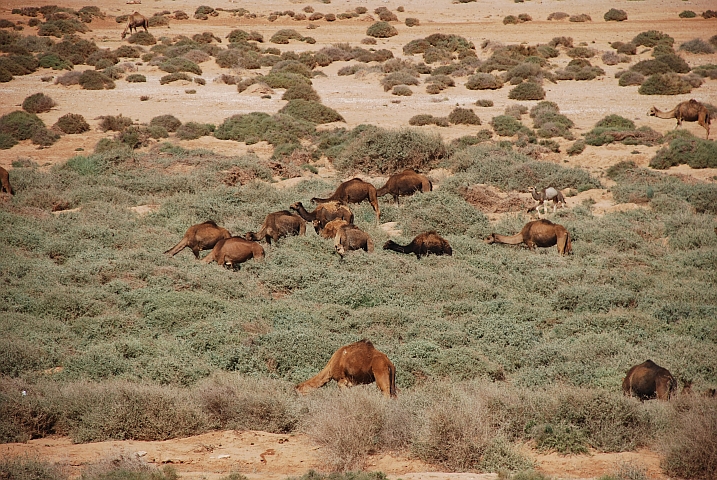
527;186;566;218
484;219;572;255
622;360;677;401
165;221;231;259
121;12;148;39
334;224;374;257
295;339;397;398
245;210;306;244
311;178;380;222
648;99;711;139
376;169;432;205
316;218;350;239
0;166;13;195
290;201;353;234
383;231;452;259
201;237;264;270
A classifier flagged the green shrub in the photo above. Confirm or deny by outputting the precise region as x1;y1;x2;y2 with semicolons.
127;31;156;46
215;112;314;147
279;100;344;124
262;72;311;89
38;19;88;37
655;54;690;74
22;93;56;114
37;53;72;70
679;39;715;54
448;107;481;125
126;73;146;82
638;73;693;95
160;72;192;84
159;57;202;75
405;18;420;27
679;10;697;18
149;115;181;133
508;82;545;100
0;110;45;140
270;29;304;44
175;122;214;140
282;83;321;102
632;30;674;48
335;126;447;174
604;9;627;21
79;70;115;90
617;43;637;55
465;73;503;90
567;139;586;156
618;71;644;86
31;127;60;146
490;115;525;136
0;132;18;149
631;59;671;76
366;22;398;38
0;457;66;480
0;67;13;83
98;114;133;132
54;113;90;134
650;135;717;169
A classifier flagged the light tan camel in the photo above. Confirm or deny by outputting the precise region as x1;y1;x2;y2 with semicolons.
376;169;432;205
311;178;380;223
295;339;397;398
383;231;452;258
165;221;231;259
648;99;711;139
623;360;677;401
484;219;572;255
121;12;148;39
201;237;264;270
527;186;566;218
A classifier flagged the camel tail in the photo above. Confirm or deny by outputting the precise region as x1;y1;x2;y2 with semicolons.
165;238;187;256
389;363;397;398
366;236;375;253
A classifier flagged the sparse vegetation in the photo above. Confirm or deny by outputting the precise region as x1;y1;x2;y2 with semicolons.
150;115;182;133
22;93;56;114
54;113;90;134
679;38;715;54
366;22;398;38
604;9;627;21
508;82;545;100
638;73;693;95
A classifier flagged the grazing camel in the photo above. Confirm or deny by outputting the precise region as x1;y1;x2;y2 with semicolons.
311;178;380;223
121;12;148;39
296;339;397;398
334;224;374;257
0;166;13;195
376;169;432;205
316;218;350;239
648;99;711;139
165;221;231;259
484;219;572;255
201;237;264;270
245;210;306;244
290;201;353;234
527;186;566;218
623;360;677;401
383;231;452;259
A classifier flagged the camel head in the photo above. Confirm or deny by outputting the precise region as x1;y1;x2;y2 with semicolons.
121;31;127;39
245;232;258;241
647;107;658;117
289;201;302;210
483;234;496;244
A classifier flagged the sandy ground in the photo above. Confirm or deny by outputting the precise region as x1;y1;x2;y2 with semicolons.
1;0;716;477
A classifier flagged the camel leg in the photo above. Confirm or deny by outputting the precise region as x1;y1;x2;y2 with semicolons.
296;365;333;394
165;238;188;256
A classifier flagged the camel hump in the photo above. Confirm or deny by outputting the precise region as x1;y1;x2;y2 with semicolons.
358;338;374;347
202;220;218;226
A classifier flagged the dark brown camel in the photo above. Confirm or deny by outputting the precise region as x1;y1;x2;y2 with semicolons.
121;12;148;39
311;178;380;222
165;221;231;259
296;339;397;398
383;231;452;259
484;219;572;255
648;99;711;139
245;210;306;244
289;201;353;233
622;360;677;401
0;166;13;195
376;169;432;205
334;224;374;257
201;237;264;270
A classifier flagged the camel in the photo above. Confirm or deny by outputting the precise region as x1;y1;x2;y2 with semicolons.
484;219;572;255
201;237;264;270
0;166;13;195
376;169;432;205
316;218;350;239
295;339;397;398
165;221;231;259
334;224;374;257
527;186;566;218
245;210;306;244
648;99;711;139
121;12;148;39
311;178;380;223
383;231;452;259
289;201;353;234
623;360;677;401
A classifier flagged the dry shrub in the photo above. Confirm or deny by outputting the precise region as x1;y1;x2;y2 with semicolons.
405;18;419;27
569;14;592;22
602;51;620;66
54;70;82;86
547;12;569;20
679;39;715;55
466;73;503;90
475;99;494;107
508;82;545;100
149;114;181;132
604;9;627;22
22;93;56;114
303;388;412;471
661;396;717;480
462;185;526;213
366;21;398;38
54;113;89;134
392;85;413;96
98;114;132;132
549;36;573;48
618;71;644;86
381;71;419;91
638;73;693;95
448;107;481;125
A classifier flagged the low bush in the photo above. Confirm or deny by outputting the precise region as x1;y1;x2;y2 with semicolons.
0;132;18;149
448;107;481;125
22;93;56;114
679;39;715;54
175;122;214;140
476;99;494;107
638;73;693;95
37;53;72;70
630;59;672;76
567;139;586;156
547;12;569;21
585;115;662;146
270;29;304;44
0;110;45;140
618;71;645;86
98;114;133;132
466;73;503;90
405;18;420;27
503;15;520;25
279;100;344;124
79;70;115;90
632;30;674;48
31;127;61;146
127;31;156;46
604;9;627;21
392;85;413;96
0;457;66;480
126;73;146;82
661;397;717;480
508;82;545;100
616;43;637;55
703;10;717;18
159;57;202;75
650;135;717;169
655;54;690;74
282;83;321;102
366;22;398;38
490;115;525;136
569;14;591;22
54;113;90;134
150;115;182;133
679;10;697;18
160;72;192;84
